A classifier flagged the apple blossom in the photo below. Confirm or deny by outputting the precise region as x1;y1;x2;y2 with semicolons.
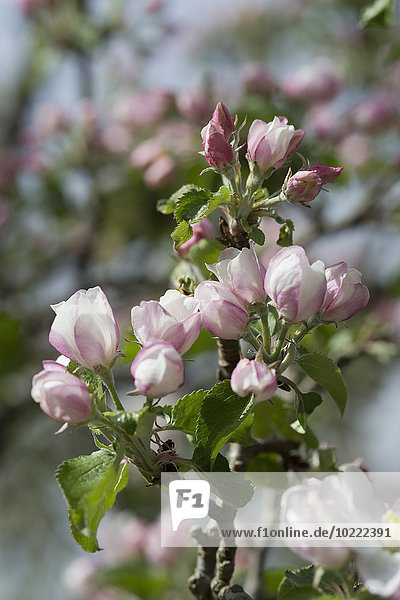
201;121;234;170
210;101;236;140
31;363;92;423
357;550;400;598
280;471;387;569
130;341;184;397
49;286;120;370
206;246;266;305
321;262;370;322
194;281;249;339
247;116;305;174
131;290;201;354
264;246;326;322
231;358;277;403
284;163;343;204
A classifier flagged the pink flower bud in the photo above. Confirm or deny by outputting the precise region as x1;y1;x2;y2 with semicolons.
321;262;369;322
231;358;277;403
130;342;184;397
285;170;323;204
49;286;120;369
210;101;236;140
247;117;305;174
280;58;342;103
264;246;326;322
131;290;201;355
194;281;249;339
201;121;234;170
31;364;92;423
310;162;343;183
285;163;343;204
206;246;266;305
176;218;216;258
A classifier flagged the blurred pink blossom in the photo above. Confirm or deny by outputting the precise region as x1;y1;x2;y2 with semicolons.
280;57;342;103
337;133;371;169
242;62;273;95
144;154;176;188
176;89;211;122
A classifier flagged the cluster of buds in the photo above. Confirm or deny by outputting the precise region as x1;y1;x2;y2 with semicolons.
31;242;369;425
31;102;369;447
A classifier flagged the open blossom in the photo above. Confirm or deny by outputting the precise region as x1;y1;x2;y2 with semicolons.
281;471;400;596
321;262;370;321
247;116;305;174
201;101;235;170
231;359;277;403
264;246;326;322
176;218;216;258
31;362;92;423
130;341;184;397
206;246;266;305
284;163;343;204
194;281;249;339
49;286;120;370
131;290;201;355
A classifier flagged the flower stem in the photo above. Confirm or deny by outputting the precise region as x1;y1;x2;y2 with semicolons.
270;322;290;362
258;304;271;354
99;368;125;411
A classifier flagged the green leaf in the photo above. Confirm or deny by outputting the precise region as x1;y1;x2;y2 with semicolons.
159;183;207;216
174;185;229;225
195;380;253;469
96;563;169;598
290;419;319;449
280;587;324;600
277;219;294;247
360;0;394;27
297;352;347;415
268;304;280;336
278;566;347;600
156;197;175;215
174;185;212;223
227;413;256;445
253;399;297;440
249;227;266;245
56;450;128;552
103;411;138;436
192;447;231;472
171;221;192;249
168;390;207;434
318;446;338;471
68;362;102;394
296;391;322;428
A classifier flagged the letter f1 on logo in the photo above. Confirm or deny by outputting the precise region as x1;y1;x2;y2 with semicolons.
169;480;211;531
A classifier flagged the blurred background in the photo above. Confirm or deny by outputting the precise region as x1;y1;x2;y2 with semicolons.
1;0;400;598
